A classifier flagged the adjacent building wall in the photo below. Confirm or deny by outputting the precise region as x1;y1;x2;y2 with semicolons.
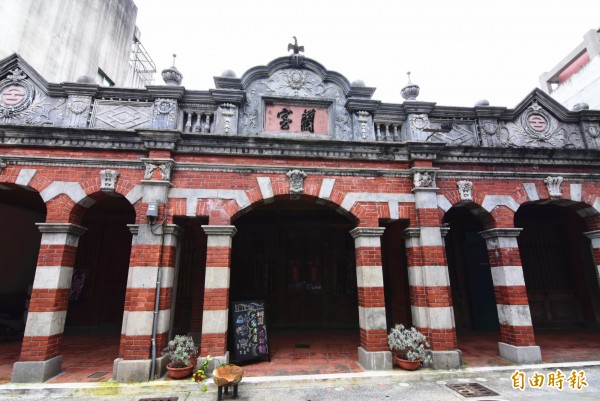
0;0;138;86
540;28;600;110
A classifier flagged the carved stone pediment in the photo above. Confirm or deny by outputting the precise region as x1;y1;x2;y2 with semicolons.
480;101;583;149
239;58;360;141
0;68;66;126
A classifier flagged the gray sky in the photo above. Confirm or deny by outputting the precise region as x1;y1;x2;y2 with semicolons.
135;0;599;108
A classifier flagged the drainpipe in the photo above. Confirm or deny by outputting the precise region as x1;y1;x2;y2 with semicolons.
148;204;165;381
149;259;162;380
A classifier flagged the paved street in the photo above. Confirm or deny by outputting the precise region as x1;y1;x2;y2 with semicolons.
1;363;598;401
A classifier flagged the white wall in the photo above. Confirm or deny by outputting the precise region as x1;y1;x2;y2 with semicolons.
0;0;139;87
551;57;600;111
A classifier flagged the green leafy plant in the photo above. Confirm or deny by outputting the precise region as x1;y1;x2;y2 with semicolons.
387;324;432;363
161;335;198;368
193;355;211;392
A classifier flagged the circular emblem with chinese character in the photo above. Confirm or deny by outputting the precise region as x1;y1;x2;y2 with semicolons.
1;85;26;106
287;70;306;90
411;115;427;129
0;68;34;117
527;114;547;132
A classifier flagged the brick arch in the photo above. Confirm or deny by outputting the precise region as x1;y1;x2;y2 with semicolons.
230;193;360;225
441;200;496;229
517;198;600;229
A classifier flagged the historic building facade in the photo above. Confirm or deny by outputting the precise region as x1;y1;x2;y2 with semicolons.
1;48;600;382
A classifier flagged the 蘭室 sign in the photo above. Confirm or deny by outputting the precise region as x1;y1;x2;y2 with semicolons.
231;300;270;364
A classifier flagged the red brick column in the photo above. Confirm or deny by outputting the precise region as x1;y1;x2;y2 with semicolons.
12;223;87;383
199;225;237;367
584;230;600;290
114;223;181;381
405;167;461;369
479;228;541;363
349;227;392;370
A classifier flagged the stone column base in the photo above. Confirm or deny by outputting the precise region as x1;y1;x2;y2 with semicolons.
12;355;62;383
357;347;392;370
431;350;462;370
498;342;542;364
198;352;229;373
112;355;167;382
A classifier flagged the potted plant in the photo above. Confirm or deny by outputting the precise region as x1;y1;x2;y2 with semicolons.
387;324;431;370
162;335;198;379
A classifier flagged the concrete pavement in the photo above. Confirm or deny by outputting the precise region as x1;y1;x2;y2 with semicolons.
0;360;598;401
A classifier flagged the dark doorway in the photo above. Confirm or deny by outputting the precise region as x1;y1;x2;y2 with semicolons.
381;219;412;329
65;194;135;331
172;216;208;337
515;203;600;329
230;200;358;329
0;185;46;341
444;205;499;332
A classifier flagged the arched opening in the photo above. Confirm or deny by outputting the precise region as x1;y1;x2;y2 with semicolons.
61;193;135;381
230;199;360;374
0;184;45;383
443;203;501;366
515;203;600;330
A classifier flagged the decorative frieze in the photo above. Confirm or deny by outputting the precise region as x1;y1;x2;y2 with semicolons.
100;169;119;192
457;180;473;201
286;169;307;199
544;176;563;198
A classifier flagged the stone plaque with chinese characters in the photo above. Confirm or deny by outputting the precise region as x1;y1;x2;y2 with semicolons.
265;104;329;134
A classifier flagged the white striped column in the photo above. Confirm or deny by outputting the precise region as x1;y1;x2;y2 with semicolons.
479;228;541;364
12;223;87;383
584;230;600;289
350;227;392;370
407;178;460;369
199;225;236;366
114;223;180;381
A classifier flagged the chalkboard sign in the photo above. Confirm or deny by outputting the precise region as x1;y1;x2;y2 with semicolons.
231;300;270;364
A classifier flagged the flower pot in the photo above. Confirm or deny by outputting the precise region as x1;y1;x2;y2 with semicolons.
395;357;421;371
166;364;195;379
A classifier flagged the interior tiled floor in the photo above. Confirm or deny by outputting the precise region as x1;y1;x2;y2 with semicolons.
239;329;362;377
459;329;600;367
1;328;600;383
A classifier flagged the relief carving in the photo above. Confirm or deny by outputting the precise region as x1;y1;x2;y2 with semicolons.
143;161;174;182
92;101;152;130
0;159;7;174
219;103;237;134
65;96;91;128
286;169;307;199
544;176;563;198
100;169;119;192
413;170;436;188
152;98;177;129
457;180;473;201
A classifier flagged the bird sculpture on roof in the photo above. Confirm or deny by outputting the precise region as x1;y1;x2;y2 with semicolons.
288;36;304;54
